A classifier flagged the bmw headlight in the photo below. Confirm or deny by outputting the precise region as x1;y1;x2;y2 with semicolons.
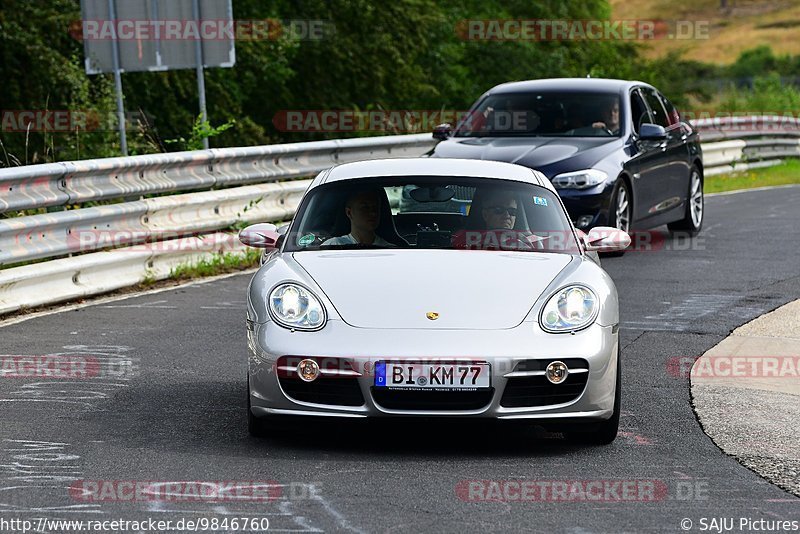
552;169;607;190
540;285;598;333
269;283;326;331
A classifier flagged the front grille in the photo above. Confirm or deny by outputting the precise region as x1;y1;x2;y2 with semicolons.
500;359;589;408
280;376;365;406
371;388;494;411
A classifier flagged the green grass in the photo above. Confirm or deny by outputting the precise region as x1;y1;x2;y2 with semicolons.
168;249;262;280
705;159;800;193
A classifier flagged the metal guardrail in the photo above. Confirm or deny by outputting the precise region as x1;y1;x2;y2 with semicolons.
701;138;800;176
0;119;798;315
0;133;435;214
692;116;800;175
0;232;247;315
0;180;310;265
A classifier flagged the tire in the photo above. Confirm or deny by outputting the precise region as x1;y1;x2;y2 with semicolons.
667;166;703;236
603;178;632;258
566;347;621;446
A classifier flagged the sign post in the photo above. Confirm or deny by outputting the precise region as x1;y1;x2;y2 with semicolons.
192;0;209;149
79;0;236;155
106;0;128;155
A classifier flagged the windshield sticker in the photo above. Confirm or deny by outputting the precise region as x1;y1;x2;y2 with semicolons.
298;233;316;247
533;196;548;207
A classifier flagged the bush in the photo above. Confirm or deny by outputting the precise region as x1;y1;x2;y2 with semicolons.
717;73;800;115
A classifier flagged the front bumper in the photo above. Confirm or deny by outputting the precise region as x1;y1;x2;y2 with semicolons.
556;182;615;229
248;320;618;421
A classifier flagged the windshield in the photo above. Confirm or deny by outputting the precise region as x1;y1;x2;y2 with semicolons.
285;176;580;254
455;91;622;138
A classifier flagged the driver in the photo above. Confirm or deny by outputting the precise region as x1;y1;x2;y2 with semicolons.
322;188;396;246
481;192;518;230
592;97;620;134
451;190;535;251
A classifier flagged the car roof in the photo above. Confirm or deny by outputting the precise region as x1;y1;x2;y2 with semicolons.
320;158;555;191
487;77;648;95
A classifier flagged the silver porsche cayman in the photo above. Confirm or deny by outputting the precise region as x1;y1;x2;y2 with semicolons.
240;158;630;444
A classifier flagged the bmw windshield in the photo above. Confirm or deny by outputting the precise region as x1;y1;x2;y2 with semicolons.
454;91;623;137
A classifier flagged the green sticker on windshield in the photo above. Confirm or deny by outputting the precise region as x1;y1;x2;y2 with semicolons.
533;196;548;206
298;233;316;246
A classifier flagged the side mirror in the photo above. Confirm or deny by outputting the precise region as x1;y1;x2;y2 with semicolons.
433;123;452;141
275;224;290;248
639;123;667;140
239;223;280;249
584;226;631;253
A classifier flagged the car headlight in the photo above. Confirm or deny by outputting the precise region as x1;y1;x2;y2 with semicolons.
269;283;326;331
540;285;598;333
552;169;607;190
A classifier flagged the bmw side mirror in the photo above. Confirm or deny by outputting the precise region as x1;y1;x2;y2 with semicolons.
584;226;631;253
239;223;280;249
433;123;452;141
639;123;667;140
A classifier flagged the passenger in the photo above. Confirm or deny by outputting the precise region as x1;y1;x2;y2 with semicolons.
592;98;620;134
322;188;395;246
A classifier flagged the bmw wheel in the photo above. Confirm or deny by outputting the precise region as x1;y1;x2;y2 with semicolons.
668;167;703;236
604;179;632;257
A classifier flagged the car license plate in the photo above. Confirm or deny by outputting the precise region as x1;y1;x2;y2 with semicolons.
374;362;490;390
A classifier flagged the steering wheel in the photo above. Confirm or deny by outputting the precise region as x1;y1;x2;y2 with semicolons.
487;230;539;251
590;120;614;136
595;124;614;136
511;231;538;251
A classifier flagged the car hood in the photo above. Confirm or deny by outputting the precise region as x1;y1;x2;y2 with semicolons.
431;136;621;176
292;250;573;329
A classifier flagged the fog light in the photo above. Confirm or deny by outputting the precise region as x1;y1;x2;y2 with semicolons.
576;215;594;228
546;361;569;384
297;359;320;382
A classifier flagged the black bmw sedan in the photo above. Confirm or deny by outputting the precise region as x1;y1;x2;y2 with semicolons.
430;78;704;238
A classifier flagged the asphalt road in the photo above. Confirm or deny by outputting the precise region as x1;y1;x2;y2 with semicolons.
1;186;799;534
